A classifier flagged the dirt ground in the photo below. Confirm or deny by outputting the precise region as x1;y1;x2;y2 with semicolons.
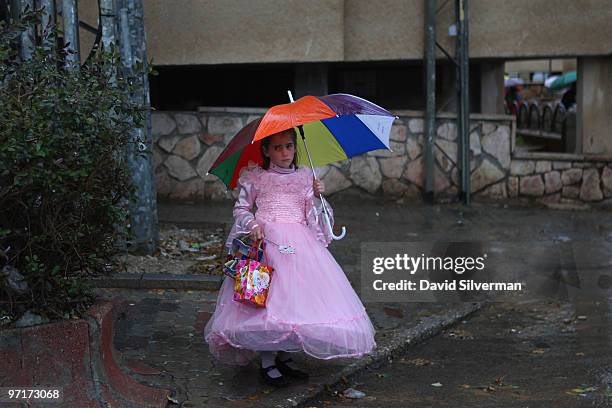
113;224;228;276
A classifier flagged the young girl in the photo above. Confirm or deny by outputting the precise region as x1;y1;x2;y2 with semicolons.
204;128;376;386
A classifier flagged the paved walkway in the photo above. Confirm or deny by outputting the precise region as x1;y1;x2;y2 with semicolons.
97;198;612;407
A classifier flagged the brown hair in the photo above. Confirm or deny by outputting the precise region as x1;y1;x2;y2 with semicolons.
260;128;299;170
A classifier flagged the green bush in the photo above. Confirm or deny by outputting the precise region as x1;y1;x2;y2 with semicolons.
0;11;145;323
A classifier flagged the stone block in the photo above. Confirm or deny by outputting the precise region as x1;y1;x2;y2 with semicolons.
390;124;407;142
379;156;408;179
535;161;552;173
165;155;197;181
321;166;352;194
561;168;583;185
196;146;224;180
199;133;224;146
408;118;423;134
601;166;612;197
480;181;507;198
403;157;424;187
152;113;176;137
436;122;457;141
406;135;421;160
552;161;572;170
519;175;545;196
481;125;510;168
544;171;562;194
208;115;243;135
510;160;535;176
349;156;382;194
471;158;505;193
175;113;202;134
579;168;603;201
172;135;201;161
158;134;181;153
562;185;580;198
434;165;451;192
470;130;482;155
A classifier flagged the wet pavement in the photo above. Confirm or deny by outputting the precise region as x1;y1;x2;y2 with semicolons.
308;298;611;408
95;198;612;407
95;286;473;407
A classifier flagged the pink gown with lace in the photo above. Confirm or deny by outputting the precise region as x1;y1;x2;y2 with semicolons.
204;162;377;365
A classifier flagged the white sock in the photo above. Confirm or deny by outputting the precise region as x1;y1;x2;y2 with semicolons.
260;351;282;378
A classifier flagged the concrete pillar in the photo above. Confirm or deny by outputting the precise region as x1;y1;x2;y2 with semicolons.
18;0;34;60
40;0;56;52
117;0;159;255
577;56;612;155
294;63;328;97
100;0;116;51
62;0;81;70
479;61;505;114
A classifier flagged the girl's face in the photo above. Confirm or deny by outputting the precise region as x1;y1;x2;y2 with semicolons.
263;132;296;168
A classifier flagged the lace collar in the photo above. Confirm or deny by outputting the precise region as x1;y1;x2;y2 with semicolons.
268;161;296;174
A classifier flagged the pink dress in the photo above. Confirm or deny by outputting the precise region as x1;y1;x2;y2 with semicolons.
204;162;377;365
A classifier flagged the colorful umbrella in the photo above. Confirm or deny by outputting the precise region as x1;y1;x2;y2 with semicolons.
207;93;396;188
206;92;397;240
504;77;524;87
547;71;576;91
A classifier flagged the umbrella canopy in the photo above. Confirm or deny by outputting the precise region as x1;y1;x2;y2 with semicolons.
504;77;524;87
207;93;396;189
548;71;576;91
544;75;559;88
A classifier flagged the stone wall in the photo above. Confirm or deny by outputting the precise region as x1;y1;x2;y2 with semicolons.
153;108;612;208
152;109;515;203
508;152;612;209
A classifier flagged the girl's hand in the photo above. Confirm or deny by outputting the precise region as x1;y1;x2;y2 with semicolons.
313;179;325;196
249;225;264;241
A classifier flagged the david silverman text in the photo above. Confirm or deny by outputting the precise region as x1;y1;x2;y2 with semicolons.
372;279;523;291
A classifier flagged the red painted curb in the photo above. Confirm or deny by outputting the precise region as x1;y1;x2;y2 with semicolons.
87;299;171;407
0;299;171;408
0;319;100;406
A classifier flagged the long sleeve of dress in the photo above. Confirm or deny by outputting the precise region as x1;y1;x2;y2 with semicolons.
305;174;334;247
224;168;259;251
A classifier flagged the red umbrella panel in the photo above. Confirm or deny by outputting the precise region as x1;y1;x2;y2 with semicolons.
206;117;264;189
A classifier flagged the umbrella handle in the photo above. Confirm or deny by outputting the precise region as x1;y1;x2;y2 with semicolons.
324;211;346;240
288;89;346;240
319;192;347;241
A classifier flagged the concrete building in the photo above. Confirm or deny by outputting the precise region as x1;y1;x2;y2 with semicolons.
76;0;612;206
132;0;612;153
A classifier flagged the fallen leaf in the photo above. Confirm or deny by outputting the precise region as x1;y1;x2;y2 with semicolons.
567;385;597;396
402;358;432;366
343;388;366;399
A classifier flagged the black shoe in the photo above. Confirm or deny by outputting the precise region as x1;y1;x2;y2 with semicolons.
275;356;309;380
260;365;290;387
